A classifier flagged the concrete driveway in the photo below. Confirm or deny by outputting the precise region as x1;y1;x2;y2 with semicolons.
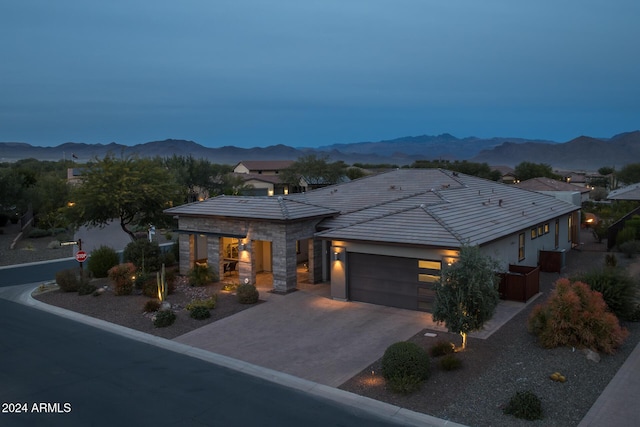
174;284;448;387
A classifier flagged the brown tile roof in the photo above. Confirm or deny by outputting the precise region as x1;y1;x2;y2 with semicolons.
516;177;591;194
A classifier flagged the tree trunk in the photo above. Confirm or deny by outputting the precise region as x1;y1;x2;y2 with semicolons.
120;219;136;241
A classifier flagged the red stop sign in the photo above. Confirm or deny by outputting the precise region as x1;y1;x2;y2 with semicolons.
75;250;88;263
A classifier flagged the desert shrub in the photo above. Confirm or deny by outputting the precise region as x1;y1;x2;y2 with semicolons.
439;354;462;371
619;240;640;258
429;340;455;357
528;278;629;354
153;310;176;327
573;268;638;320
190;306;211;320
108;263;136;296
186;295;218;311
165;231;173;240
0;213;8;226
28;228;51;238
237;283;259;304
55;268;80;292
504;390;543;420
77;281;97;296
123;239;161;272
381;341;431;394
188;264;217;287
134;270;152;290
616;226;637;247
161;250;176;266
144;299;161;313
630;304;640;322
604;253;617;267
87;245;119;278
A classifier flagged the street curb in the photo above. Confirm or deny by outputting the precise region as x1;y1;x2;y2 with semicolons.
21;285;466;427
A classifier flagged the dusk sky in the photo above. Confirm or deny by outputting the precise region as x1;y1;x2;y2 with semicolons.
2;1;639;148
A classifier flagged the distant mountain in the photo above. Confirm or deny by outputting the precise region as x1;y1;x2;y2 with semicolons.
471;131;640;170
2;131;638;170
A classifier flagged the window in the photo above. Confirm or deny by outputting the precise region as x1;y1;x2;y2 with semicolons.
544;223;550;234
518;233;525;261
418;260;441;283
568;216;572;242
531;228;537;239
538;225;543;236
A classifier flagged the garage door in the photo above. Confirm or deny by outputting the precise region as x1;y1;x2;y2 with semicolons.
348;253;438;311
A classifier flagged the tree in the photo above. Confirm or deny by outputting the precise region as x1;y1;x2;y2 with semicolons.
514;162;559;181
68;155;181;240
617;163;640;185
432;245;500;350
280;154;347;189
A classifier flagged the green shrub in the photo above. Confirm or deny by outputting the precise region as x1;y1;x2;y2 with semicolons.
616;226;637;247
573;268;638;320
55;268;80;292
237;283;259;304
87;245;120;278
381;342;431;394
28;228;51;238
429;340;455;357
161;250;176;266
0;213;8;227
619;240;640;258
144;299;161;313
186;295;218;311
439;354;462;371
77;281;97;296
108;263;136;296
123;239;162;272
190;306;211;320
528;278;629;354
504;390;543;420
165;231;173;240
153;310;176;327
142;270;176;297
630;304;640;322
188;264;217;287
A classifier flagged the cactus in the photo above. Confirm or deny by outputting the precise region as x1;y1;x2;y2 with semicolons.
157;263;167;302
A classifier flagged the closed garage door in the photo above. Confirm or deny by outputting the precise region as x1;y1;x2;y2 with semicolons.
348;253;435;311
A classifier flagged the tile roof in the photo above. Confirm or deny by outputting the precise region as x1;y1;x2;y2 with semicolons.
516;177;591;194
607;183;640;201
166;169;580;247
234;172;283;185
165;195;338;221
234;160;294;172
314;170;579;247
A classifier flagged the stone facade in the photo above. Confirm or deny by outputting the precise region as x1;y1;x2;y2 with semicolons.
176;216;324;293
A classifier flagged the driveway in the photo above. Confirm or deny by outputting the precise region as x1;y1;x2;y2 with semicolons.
174;284;447;387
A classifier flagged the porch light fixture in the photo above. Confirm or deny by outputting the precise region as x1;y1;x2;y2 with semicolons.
333;251;340;261
238;242;247;251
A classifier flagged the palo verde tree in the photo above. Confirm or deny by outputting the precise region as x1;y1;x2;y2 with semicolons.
280;154;347;189
514;161;560;181
432;245;500;350
68;155;181;240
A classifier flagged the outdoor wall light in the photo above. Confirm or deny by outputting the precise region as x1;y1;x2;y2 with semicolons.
238;242;247;251
333;251;340;261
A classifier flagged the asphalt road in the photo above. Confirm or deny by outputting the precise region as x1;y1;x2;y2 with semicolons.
0;298;405;427
0;259;78;288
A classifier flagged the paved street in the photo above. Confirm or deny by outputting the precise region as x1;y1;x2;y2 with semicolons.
0;259;77;288
0;298;413;427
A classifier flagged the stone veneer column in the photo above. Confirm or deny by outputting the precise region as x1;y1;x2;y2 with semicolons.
179;234;191;275
272;233;298;293
308;238;324;284
207;236;221;279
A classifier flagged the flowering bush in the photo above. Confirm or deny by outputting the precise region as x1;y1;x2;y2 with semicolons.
108;263;136;296
528;278;628;354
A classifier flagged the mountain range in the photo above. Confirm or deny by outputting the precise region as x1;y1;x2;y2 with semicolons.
1;130;638;171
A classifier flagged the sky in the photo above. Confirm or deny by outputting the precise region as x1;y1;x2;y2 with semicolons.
1;1;639;148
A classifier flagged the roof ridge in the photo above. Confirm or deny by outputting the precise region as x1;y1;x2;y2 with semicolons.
423;205;466;244
277;196;290;219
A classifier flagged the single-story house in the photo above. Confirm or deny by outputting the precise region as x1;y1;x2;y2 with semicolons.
233;160;306;195
165;169;580;311
516;177;591;205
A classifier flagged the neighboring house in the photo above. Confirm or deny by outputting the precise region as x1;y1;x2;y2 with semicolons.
66;168;83;185
165;169;580;312
491;165;517;184
607;182;640;201
516;177;591;205
232;160;301;195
